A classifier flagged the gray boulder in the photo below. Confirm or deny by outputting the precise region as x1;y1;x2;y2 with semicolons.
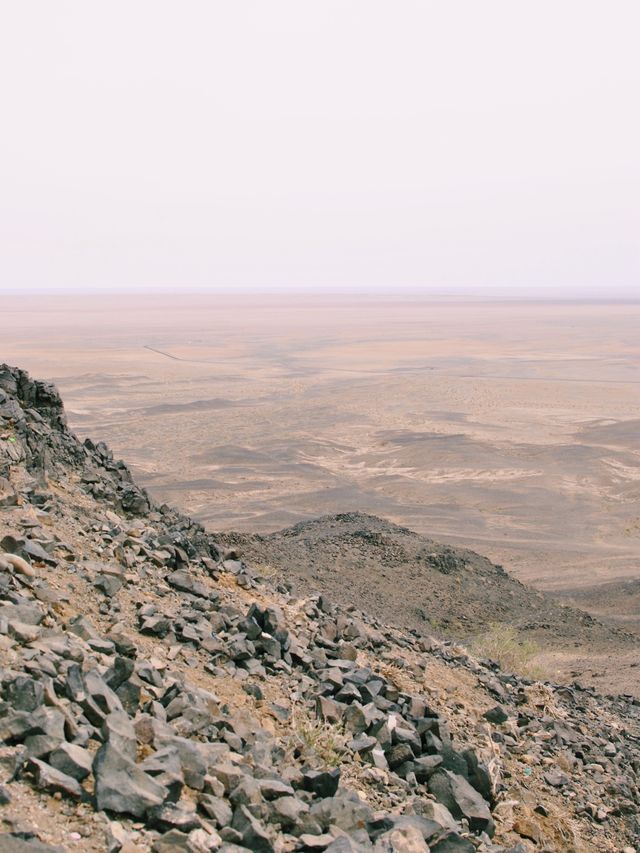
27;758;84;799
49;743;92;781
93;743;167;817
232;805;274;853
428;769;494;837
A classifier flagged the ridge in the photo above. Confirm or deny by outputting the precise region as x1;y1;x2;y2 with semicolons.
0;364;638;852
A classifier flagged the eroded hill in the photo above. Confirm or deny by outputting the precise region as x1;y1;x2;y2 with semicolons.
216;514;639;696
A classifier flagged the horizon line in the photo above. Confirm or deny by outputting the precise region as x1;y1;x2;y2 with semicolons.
1;284;638;302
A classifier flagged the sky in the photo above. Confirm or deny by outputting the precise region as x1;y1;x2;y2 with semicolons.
0;1;638;296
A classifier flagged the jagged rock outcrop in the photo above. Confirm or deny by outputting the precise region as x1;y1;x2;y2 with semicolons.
0;365;639;852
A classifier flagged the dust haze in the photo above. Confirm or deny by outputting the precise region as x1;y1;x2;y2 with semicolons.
4;291;639;624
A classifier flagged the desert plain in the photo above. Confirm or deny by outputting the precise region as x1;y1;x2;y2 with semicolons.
2;291;639;634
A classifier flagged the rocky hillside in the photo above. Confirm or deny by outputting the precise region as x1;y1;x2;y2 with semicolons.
0;363;639;853
217;514;633;650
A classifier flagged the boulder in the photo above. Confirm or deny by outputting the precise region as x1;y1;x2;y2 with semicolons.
428;770;494;837
93;743;167;817
48;743;92;781
27;758;84;799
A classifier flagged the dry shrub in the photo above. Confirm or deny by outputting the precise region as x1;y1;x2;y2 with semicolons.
469;623;545;680
252;561;281;579
375;661;418;694
285;706;349;769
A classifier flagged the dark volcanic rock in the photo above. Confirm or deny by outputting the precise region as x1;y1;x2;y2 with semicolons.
48;743;92;781
484;705;509;725
428;769;494;836
302;767;341;798
166;570;211;599
93;743;167;817
232;805;274;853
27;758;84;799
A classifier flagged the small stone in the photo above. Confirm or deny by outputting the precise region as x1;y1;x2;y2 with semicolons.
102;711;137;759
299;834;336;850
105;820;131;853
271;795;309;827
6;677;44;712
139;747;185;803
0;836;66;852
27;758;84;799
302;768;341;798
543;770;569;788
94;574;123;597
386;743;414;770
147;802;202;832
309;793;373;833
197;793;233;827
232;804;274;853
483;705;508;725
49;743;92;781
166;570;210;599
373;824;429;852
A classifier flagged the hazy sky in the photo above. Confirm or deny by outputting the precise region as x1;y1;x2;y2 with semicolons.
1;2;638;295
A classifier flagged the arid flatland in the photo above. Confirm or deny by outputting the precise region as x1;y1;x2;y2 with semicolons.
3;292;639;613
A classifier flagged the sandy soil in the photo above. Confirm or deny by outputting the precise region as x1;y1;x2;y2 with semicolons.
3;291;639;606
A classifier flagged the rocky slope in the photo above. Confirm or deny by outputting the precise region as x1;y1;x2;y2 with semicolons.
216;514;635;653
0;363;639;853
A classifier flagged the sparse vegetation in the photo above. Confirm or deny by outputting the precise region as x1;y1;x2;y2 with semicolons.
252;561;281;579
469;623;545;679
3;364;640;850
285;706;349;768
